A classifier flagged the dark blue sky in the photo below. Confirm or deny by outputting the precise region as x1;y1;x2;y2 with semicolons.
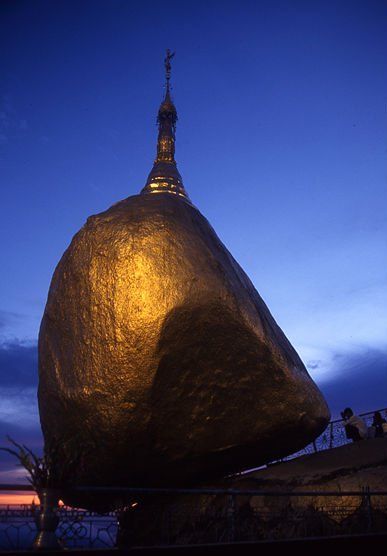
1;0;386;481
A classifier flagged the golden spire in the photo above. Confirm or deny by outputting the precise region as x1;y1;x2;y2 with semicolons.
141;50;190;200
164;48;174;96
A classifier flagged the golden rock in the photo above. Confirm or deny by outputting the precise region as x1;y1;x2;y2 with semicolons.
38;194;329;487
38;56;329;494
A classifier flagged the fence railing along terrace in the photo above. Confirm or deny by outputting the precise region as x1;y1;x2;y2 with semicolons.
1;407;386;551
1;487;387;550
277;406;387;460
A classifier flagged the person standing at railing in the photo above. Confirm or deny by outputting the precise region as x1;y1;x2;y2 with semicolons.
371;411;387;438
341;407;368;442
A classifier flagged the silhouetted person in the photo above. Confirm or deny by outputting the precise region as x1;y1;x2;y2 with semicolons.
341;407;367;442
371;411;387;438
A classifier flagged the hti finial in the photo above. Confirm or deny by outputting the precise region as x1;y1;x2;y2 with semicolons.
140;49;190;201
164;49;175;91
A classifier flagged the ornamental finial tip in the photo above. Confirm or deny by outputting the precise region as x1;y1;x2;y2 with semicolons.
164;49;175;91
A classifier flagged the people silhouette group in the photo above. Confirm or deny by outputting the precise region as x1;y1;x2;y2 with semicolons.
341;407;387;441
371;411;387;438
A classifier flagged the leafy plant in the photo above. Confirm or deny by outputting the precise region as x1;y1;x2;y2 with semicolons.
0;436;54;491
0;435;84;493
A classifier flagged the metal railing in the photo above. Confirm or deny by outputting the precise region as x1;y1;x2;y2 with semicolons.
0;503;117;550
277;407;387;462
1;486;387;550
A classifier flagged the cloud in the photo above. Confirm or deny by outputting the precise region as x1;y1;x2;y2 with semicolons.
0;418;42;447
0;387;40;481
0;308;40;346
306;360;320;370
0;342;38;388
0;341;40;462
0;339;40;462
0;387;39;426
0;418;43;478
267;231;387;374
317;347;387;419
0;310;21;330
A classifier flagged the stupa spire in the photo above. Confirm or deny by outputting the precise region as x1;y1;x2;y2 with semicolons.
141;50;190;200
164;48;174;97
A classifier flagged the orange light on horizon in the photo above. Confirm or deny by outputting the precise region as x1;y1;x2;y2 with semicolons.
0;492;38;505
0;493;65;506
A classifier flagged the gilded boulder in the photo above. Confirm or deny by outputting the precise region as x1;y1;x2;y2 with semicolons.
38;193;330;490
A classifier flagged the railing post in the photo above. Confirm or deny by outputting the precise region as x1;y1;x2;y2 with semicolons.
362;486;372;533
329;422;334;449
227;493;236;543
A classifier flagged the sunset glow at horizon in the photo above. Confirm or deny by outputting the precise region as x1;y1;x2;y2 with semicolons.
0;492;38;506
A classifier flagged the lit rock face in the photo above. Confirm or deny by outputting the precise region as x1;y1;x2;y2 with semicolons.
38;193;330;490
